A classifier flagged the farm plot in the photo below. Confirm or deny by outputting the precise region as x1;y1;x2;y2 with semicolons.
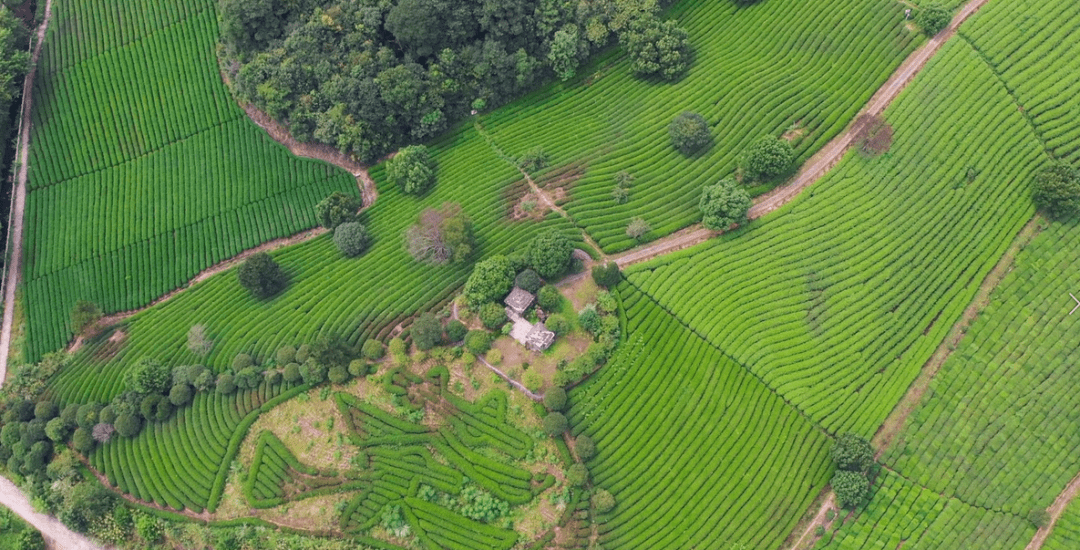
477;0;920;253
22;0;356;360
814;470;1032;550
879;220;1080;515
960;0;1080;165
622;38;1045;436
567;284;832;550
1044;498;1080;550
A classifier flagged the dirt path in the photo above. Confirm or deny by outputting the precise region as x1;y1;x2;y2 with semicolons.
476;355;543;402
242;104;378;207
872;217;1042;455
785;492;839;550
0;475;110;550
1026;470;1080;550
0;0;52;385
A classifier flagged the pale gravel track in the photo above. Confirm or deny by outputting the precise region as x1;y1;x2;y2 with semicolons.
0;475;109;550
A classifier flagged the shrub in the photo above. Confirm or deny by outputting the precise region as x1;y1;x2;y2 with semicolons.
237;252;287;299
832;433;874;472
576;435;595;460
624;17;690;80
445;320;467;343
567;463;589;486
139;395;162;421
135;513;163;543
45;418;71;443
411;313;443;351
361;339;385;360
612;185;629;204
487;349;503;365
169;384;193;407
328;366;351;385
300;360;329;385
232;353;254;370
591;489;616;513
314;191;362;229
626;217;650;240
264;370;283;385
546;315;571;336
739;135;795;182
537;286;563;312
700;178;752;230
60;403;79;426
97;405;116;425
113;414;142;438
578;306;602;336
544;387;567;411
389;337;407;359
76;403;101;429
70;300;101;335
464;331;491;355
529;230;574;279
523;371;542;391
515;269;543;293
1028;508;1051;528
216;374;237;395
464;255;516;307
591;263;621;288
832;470;869;509
517;146;549;172
348;360;368;378
123;357;171;396
388;145;437;195
479;303;508;330
16;529;45;550
1033;162;1080;220
296;344;312;363
405;203;475;264
542;412;568;436
34;401;57;421
669;112;710;155
334;221;371;257
283;363;302;383
187;324;213;357
916;4;952;36
193;370;215;391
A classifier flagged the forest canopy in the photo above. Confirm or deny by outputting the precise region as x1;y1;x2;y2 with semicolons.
219;0;685;162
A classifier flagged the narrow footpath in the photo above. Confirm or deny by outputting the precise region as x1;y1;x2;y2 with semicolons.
0;475;108;550
0;0;52;386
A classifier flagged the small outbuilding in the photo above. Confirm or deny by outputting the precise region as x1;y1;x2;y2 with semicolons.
504;287;535;316
525;323;555;352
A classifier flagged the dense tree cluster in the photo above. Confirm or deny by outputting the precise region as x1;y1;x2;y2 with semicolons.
387;145;437;195
668;111;710;155
830;433;875;509
699;178;751;230
238;252;288;299
220;0;687;162
739;135;795;182
916;4;952;36
1032;162;1080;220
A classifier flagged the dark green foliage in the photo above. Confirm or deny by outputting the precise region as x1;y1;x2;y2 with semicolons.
529;230;574;279
98;405;116;425
411;313;443;352
361;340;385;360
388;145;437;195
578;306;602;336
543;387;567;411
333;221;371;257
1032;162;1080;220
464;255;516;307
549;26;580;81
832;433;874;472
275;345;296;364
669;112;711;155
546;315;571;336
542;412;568;436
479;303;508;330
140;395;162;421
264;370;283;386
1028;508;1051;528
699;178;752;230
69;300;101;335
916;4;952;36
45;417;71;443
328;366;350;385
6;399;33;422
58;481;116;533
300;360;329;385
445;320;468;343
194;370;216;392
465;331;491;355
515;269;542;293
70;428;91;453
406;203;476;264
114;414;142;438
575;435;595;460
219;0;293;53
311;334;352;369
517;146;549;173
235;367;262;390
1;422;20;449
169;384;194;407
16;529;45;550
33;401;57;421
832;470;869;509
537;285;563;312
314;191;362;230
592;489;616;513
60;403;79;426
740;135;795;182
232;353;254;370
591;262;622;289
283;363;302;384
295;344;312;363
76;403;101;429
135;513;163;542
20;420;46;447
216;374;237;395
123;357;171;396
567;463;588;486
347;360;368;378
237;252;287;299
624;18;691;80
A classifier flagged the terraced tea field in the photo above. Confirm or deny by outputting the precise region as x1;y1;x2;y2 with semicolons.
22;0;357;360
568;285;832;550
1044;499;1080;550
624;37;1044;436
815;471;1033;549
481;0;920;252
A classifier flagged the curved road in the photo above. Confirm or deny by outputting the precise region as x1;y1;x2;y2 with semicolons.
0;476;108;550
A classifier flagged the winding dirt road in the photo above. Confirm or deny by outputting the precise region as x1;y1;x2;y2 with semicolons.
0;475;108;550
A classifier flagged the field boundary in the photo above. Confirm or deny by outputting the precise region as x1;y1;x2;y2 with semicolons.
1027;470;1080;550
0;0;53;384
